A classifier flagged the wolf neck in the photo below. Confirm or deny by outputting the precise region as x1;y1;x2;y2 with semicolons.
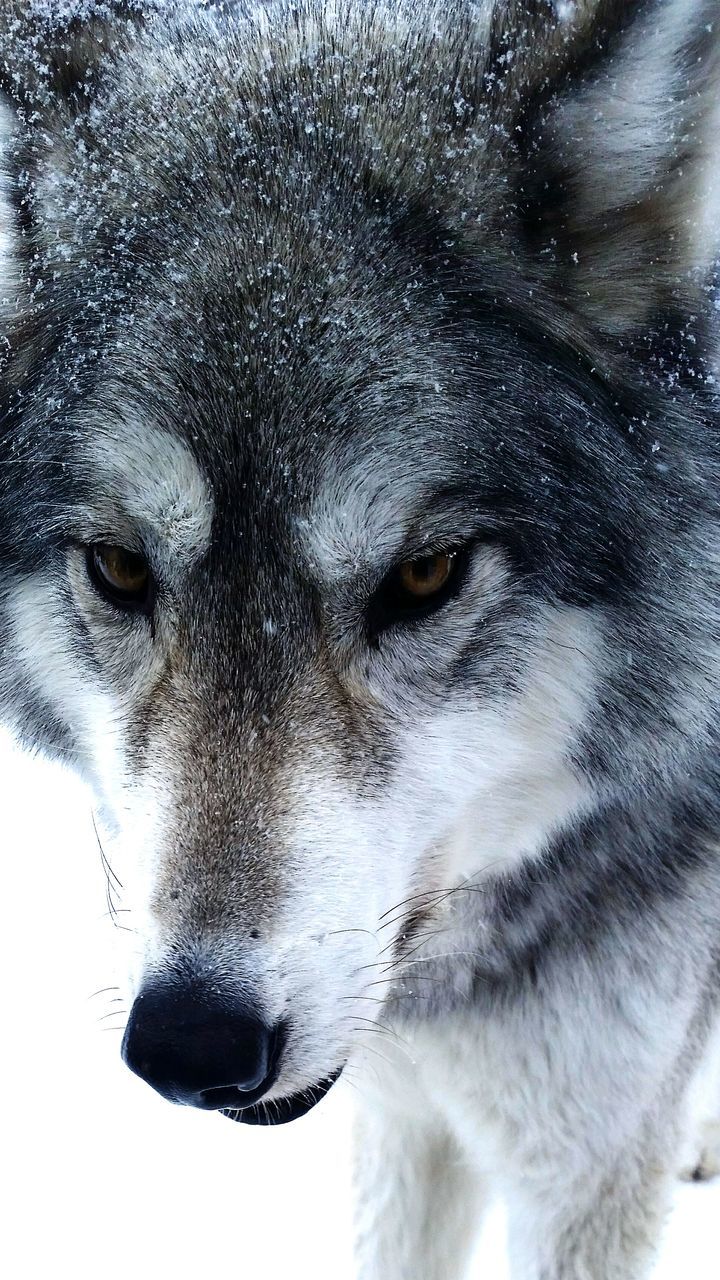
398;772;719;1005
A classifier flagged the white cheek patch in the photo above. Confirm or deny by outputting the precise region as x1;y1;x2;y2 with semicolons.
6;566;170;829
6;569;123;778
81;413;214;567
410;604;599;885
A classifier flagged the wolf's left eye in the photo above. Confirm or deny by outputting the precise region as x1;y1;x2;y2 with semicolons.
368;549;465;642
86;543;154;613
397;553;455;598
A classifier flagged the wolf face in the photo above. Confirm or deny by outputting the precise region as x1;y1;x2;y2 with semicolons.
1;0;719;1123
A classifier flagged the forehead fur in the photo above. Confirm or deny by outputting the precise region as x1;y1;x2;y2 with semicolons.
0;1;718;590
0;0;716;460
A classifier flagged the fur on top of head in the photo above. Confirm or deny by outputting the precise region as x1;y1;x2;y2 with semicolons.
0;0;719;360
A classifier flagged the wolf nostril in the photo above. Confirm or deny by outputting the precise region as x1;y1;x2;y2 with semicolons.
121;981;282;1109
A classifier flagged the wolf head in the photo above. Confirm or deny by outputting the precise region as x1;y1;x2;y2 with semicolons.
1;0;719;1120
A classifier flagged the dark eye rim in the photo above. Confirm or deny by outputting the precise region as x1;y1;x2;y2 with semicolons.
85;542;156;616
366;545;470;646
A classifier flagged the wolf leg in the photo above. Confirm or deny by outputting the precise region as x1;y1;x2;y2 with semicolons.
353;1100;487;1280
682;1120;720;1182
678;1018;720;1182
506;1154;673;1280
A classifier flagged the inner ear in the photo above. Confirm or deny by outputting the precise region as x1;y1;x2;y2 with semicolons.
511;0;720;346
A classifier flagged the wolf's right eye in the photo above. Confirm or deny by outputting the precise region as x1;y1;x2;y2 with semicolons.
86;544;154;614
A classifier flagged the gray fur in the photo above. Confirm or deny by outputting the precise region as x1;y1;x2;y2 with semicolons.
1;2;720;1276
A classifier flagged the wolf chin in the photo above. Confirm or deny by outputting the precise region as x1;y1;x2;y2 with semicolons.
2;1;720;1276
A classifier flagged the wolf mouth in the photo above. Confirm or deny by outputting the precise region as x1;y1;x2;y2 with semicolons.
220;1069;344;1126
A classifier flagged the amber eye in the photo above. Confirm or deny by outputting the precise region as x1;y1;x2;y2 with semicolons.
87;543;153;612
397;553;455;599
367;548;465;644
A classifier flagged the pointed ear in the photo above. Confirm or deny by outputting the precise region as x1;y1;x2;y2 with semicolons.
519;0;720;344
0;1;149;114
0;3;150;368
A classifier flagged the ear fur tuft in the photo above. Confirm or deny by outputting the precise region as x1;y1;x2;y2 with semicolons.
518;0;720;341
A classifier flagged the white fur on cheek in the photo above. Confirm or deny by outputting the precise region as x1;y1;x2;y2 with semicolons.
428;605;598;884
7;571;119;764
7;573;155;840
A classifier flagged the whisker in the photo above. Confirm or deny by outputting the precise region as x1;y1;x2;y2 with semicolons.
91;809;125;930
91;810;123;889
349;1039;397;1072
347;1019;416;1061
339;993;387;1005
377;860;511;937
325;928;379;941
364;973;444;990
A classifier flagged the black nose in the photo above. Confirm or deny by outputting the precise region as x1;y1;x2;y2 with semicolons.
121;981;281;1110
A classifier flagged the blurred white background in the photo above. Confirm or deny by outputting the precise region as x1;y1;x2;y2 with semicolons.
1;727;717;1278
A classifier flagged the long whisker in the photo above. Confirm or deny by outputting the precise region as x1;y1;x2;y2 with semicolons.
91;809;124;929
91;810;123;889
377;857;515;939
326;927;379;941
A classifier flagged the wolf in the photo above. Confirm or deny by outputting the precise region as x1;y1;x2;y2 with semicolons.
2;0;720;1276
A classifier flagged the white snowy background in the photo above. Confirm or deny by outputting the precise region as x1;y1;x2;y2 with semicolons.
2;727;717;1279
